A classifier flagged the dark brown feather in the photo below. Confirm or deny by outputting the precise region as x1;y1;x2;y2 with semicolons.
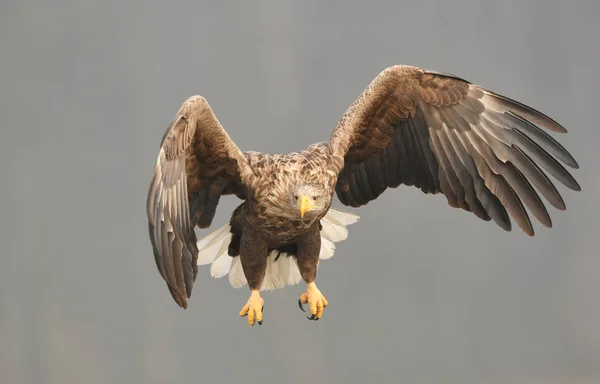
146;96;254;308
328;65;580;236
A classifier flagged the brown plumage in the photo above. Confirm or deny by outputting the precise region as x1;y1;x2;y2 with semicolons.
146;65;580;324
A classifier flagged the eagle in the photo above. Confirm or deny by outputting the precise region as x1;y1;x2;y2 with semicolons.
146;65;580;325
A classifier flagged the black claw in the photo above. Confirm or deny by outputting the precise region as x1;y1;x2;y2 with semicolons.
307;314;317;320
258;320;262;325
298;299;306;312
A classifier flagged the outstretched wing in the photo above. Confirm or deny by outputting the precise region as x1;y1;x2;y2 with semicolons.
328;65;580;236
147;96;254;308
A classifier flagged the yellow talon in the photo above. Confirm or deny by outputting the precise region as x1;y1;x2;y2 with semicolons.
298;282;327;320
239;290;264;326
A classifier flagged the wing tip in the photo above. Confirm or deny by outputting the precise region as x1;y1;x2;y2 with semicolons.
168;284;190;309
484;89;570;135
571;161;580;171
516;218;535;237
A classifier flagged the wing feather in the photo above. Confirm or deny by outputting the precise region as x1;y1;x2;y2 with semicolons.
328;65;580;236
147;96;254;308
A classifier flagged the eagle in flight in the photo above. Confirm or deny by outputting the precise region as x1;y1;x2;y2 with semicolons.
147;65;580;325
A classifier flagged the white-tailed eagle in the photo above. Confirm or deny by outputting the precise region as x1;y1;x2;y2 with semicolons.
147;65;580;325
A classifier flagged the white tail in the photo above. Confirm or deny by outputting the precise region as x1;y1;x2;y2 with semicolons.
196;207;360;291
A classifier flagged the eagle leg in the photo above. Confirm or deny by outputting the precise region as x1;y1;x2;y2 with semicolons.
295;224;326;320
238;228;268;326
239;290;264;326
298;282;328;321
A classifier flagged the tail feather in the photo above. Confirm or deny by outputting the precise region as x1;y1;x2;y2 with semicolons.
261;252;303;291
280;252;303;287
196;225;232;266
319;236;336;260
325;207;361;226
196;207;360;291
321;207;360;242
210;247;233;278
228;257;246;289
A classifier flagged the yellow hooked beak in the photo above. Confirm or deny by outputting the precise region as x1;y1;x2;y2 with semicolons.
298;196;315;218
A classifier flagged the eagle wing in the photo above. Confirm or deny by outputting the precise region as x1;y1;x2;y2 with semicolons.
147;96;254;308
328;65;580;235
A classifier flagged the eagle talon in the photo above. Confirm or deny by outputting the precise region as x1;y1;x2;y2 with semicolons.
239;290;264;326
298;299;306;312
298;282;328;321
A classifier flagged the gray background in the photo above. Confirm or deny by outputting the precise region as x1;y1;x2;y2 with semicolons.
1;1;599;383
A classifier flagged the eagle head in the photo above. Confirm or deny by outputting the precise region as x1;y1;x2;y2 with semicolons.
290;184;330;219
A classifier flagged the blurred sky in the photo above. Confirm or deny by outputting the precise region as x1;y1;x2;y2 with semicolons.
1;1;599;384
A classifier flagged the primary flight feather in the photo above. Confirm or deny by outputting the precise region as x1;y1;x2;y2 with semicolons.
146;65;580;324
